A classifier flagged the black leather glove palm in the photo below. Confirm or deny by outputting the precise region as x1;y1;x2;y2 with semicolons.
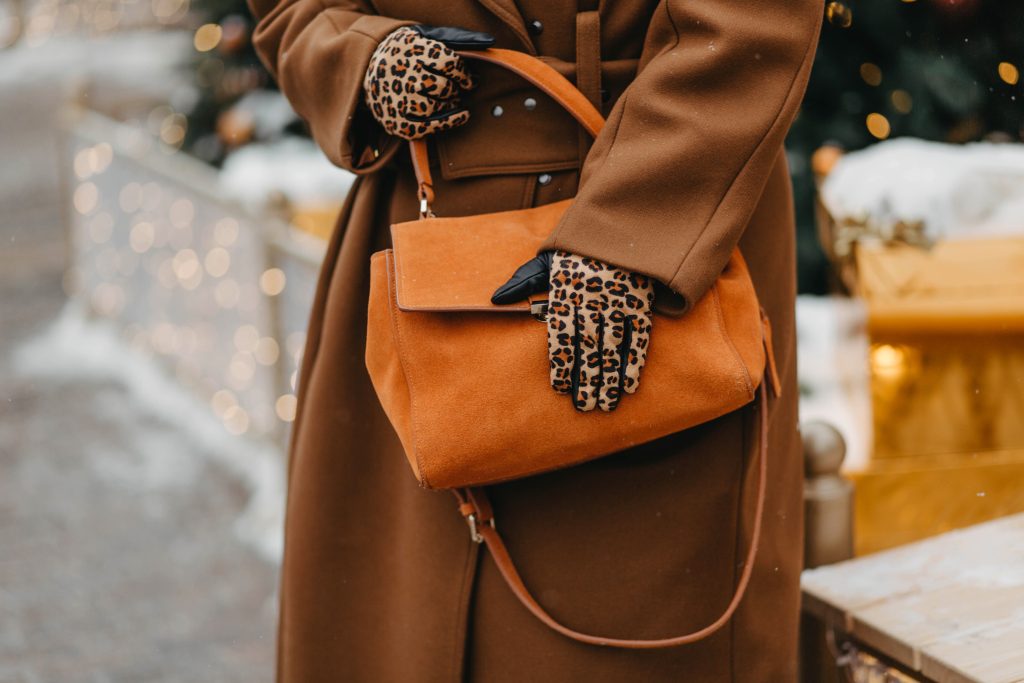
491;251;553;305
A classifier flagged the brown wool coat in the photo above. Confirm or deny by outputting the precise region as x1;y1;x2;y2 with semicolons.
248;0;823;680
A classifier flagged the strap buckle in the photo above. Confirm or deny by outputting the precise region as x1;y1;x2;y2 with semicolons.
417;183;436;218
465;513;495;544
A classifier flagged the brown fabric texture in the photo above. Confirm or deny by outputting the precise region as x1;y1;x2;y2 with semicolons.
247;0;822;680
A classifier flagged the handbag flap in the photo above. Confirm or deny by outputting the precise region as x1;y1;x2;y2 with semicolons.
389;199;572;312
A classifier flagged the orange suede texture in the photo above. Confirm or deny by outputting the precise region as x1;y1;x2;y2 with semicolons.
365;199;766;489
392;199;565;312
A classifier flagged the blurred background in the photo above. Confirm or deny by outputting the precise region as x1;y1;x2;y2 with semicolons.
0;0;1021;680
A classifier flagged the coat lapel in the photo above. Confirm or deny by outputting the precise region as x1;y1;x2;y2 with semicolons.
476;0;537;53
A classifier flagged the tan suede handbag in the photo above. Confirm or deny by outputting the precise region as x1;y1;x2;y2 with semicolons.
365;48;780;649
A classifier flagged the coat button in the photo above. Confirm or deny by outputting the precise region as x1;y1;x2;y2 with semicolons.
523;97;537;111
538;173;552;186
491;105;504;117
528;19;543;35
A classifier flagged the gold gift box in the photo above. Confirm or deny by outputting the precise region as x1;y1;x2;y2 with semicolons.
851;239;1024;555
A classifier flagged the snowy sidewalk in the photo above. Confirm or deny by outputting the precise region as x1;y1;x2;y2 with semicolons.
0;319;280;682
0;33;280;682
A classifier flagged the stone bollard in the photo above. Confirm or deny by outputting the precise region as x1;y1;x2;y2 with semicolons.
802;420;854;569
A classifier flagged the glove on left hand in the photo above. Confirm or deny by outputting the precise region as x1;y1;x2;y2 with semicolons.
363;25;494;141
493;250;655;412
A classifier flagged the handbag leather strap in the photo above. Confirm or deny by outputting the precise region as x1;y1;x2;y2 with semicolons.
452;379;771;649
409;48;606;215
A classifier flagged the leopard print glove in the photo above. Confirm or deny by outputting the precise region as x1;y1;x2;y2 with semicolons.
363;26;478;140
547;251;655;412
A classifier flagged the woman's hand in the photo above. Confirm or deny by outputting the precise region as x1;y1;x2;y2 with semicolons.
493;251;655;412
363;25;494;141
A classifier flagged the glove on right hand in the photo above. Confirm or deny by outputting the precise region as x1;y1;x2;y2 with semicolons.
363;25;494;140
492;250;656;412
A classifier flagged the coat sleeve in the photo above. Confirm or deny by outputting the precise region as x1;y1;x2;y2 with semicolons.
539;0;823;312
248;0;413;173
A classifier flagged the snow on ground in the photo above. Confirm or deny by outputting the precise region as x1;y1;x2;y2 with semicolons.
13;303;286;562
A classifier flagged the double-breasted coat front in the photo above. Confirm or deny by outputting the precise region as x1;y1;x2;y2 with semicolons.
247;0;823;680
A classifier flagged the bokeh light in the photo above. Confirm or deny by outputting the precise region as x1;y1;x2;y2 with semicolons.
866;113;891;140
194;23;222;52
